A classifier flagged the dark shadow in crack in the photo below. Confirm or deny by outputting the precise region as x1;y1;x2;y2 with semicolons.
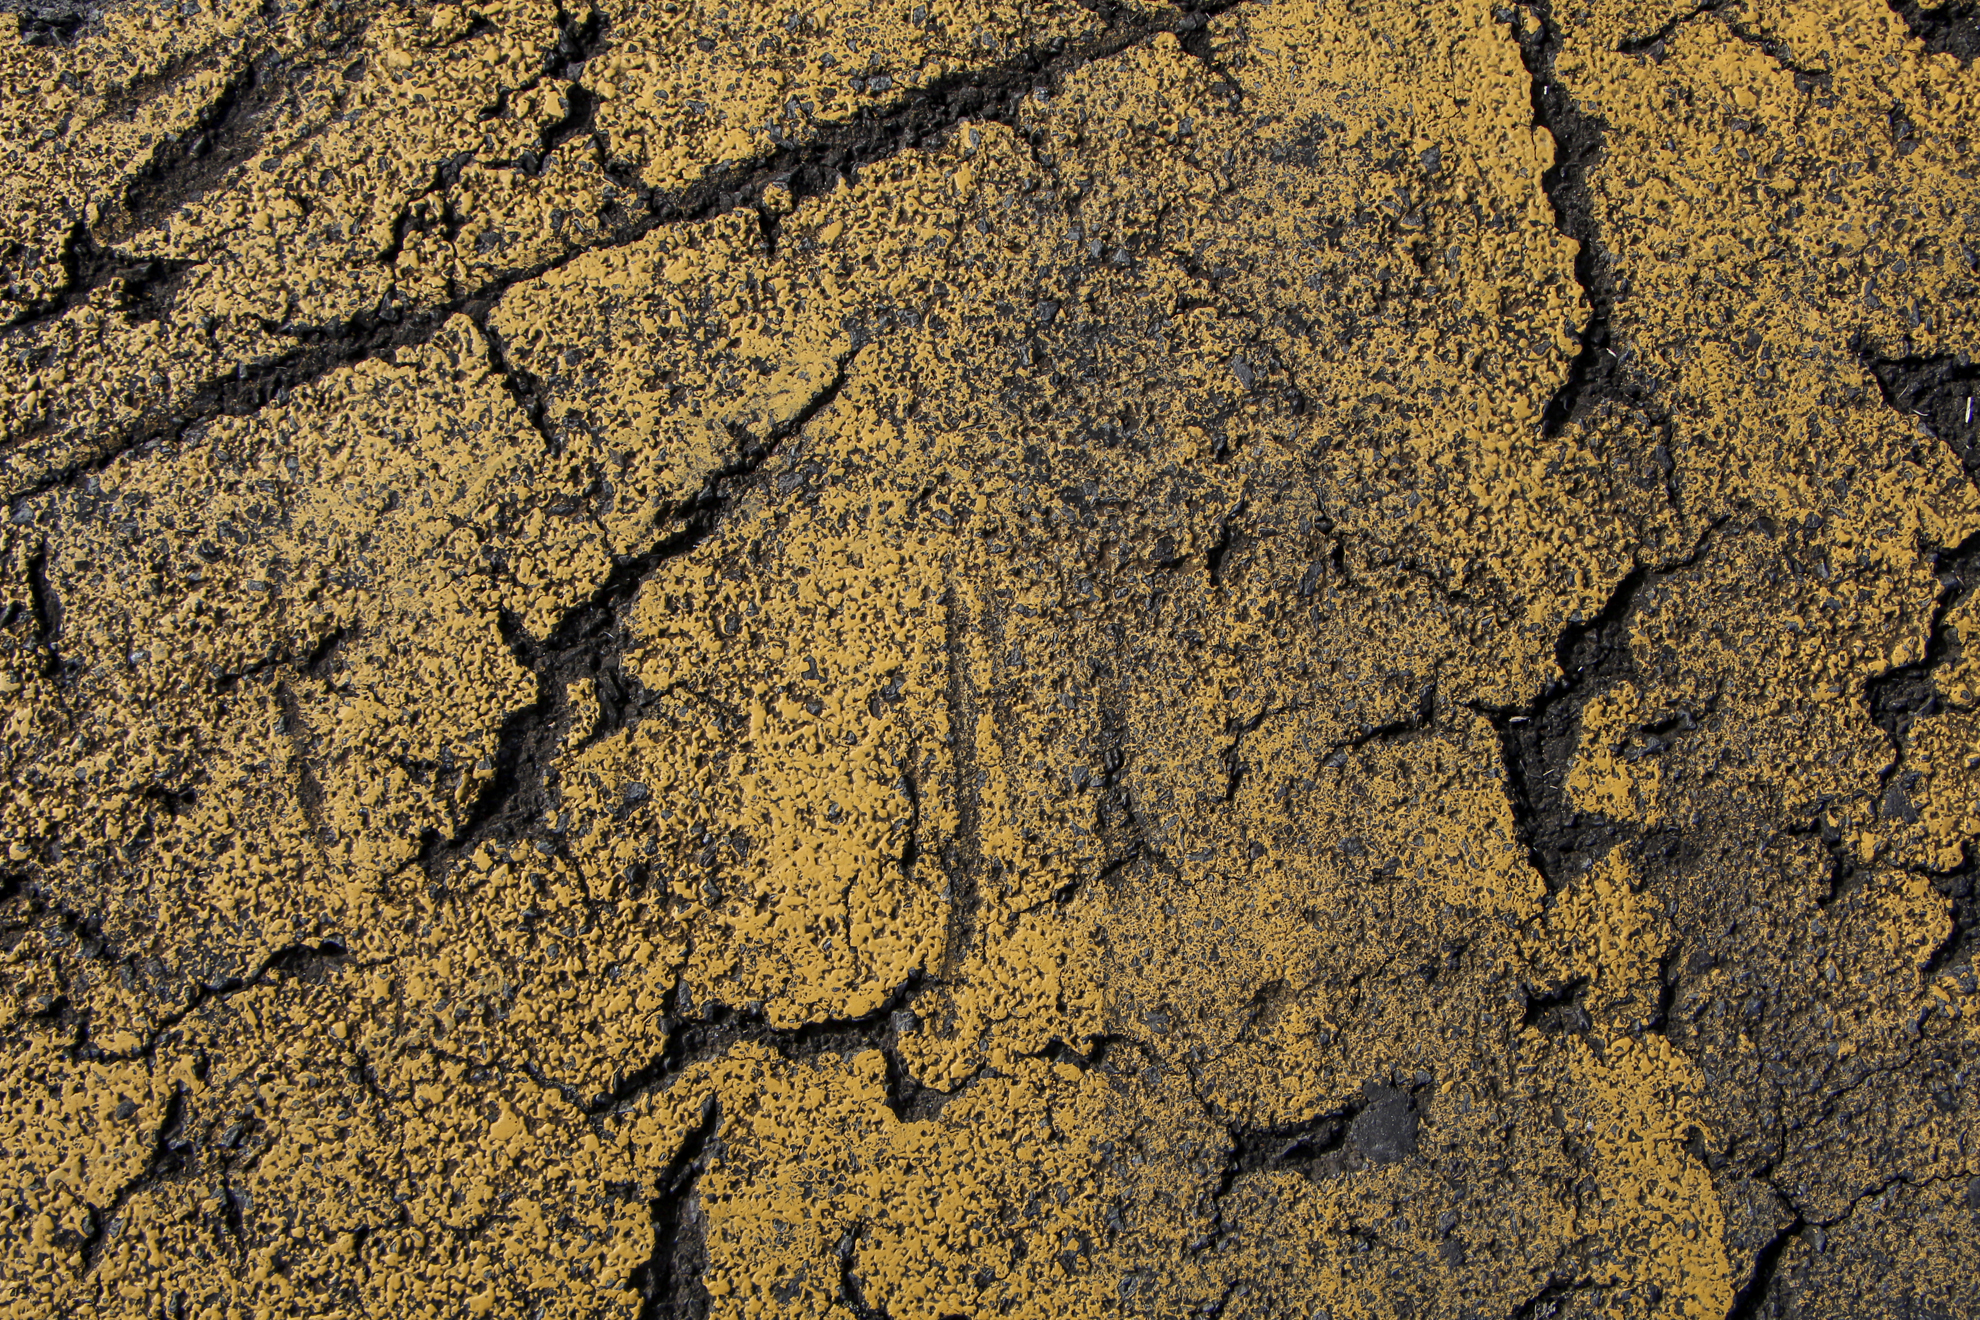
1863;532;1980;758
1479;525;1724;896
630;1096;719;1320
1520;975;1593;1035
1216;1080;1422;1200
2;221;197;335
3;0;97;45
1861;346;1980;480
5;0;1254;505
588;973;934;1119
1920;844;1979;975
427;347;860;871
1507;0;1641;437
1887;0;1980;62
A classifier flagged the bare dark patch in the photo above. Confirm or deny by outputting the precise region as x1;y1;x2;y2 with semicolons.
1860;347;1980;479
1887;0;1980;62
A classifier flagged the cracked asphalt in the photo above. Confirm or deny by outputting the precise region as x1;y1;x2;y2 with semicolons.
2;0;1979;1316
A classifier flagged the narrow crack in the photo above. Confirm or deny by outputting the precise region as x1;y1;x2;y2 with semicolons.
211;623;352;694
100;939;378;1066
1723;1210;1798;1320
381;9;592;263
1511;1279;1599;1320
835;1222;892;1320
1221;701;1309;802
1616;0;1735;57
1854;346;1980;910
1723;1167;1969;1318
1619;3;1834;88
77;1081;192;1273
1198;1081;1423;1256
521;4;606;177
45;934;397;1270
99;34;354;246
5;814;382;1071
376;152;475;266
4;0;1254;507
578;972;934;1120
425;345;860;871
474;315;557;450
1722;18;1834;83
24;542;75;681
937;585;985;978
1319;684;1438;771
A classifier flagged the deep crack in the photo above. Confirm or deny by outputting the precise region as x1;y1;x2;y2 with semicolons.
1861;346;1980;481
581;972;935;1120
1216;1080;1422;1199
1;221;196;336
630;1096;720;1320
1504;0;1639;437
1480;527;1721;895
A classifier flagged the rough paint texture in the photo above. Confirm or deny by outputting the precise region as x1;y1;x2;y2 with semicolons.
2;0;1978;1316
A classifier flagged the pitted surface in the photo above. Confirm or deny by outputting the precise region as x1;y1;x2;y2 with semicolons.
3;1;1979;1316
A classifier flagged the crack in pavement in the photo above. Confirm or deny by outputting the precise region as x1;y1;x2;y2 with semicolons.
2;868;385;1070
91;940;385;1068
1505;0;1644;437
209;622;352;695
22;542;76;683
571;973;930;1118
1616;0;1739;58
472;313;558;451
3;0;1257;508
629;1094;720;1320
378;4;603;264
1917;844;1978;975
422;344;861;873
16;934;389;1275
936;583;986;980
1196;1081;1425;1257
1618;1;1835;86
1726;1167;1972;1318
834;1222;892;1320
1861;345;1980;482
0;221;197;336
549;975;1106;1129
75;1080;191;1274
1862;531;1980;817
9;3;1977;1311
1477;523;1725;896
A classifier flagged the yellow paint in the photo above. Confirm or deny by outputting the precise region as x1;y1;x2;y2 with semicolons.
5;0;1980;1314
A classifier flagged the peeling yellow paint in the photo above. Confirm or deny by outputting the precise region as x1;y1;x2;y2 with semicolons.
4;0;1980;1314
